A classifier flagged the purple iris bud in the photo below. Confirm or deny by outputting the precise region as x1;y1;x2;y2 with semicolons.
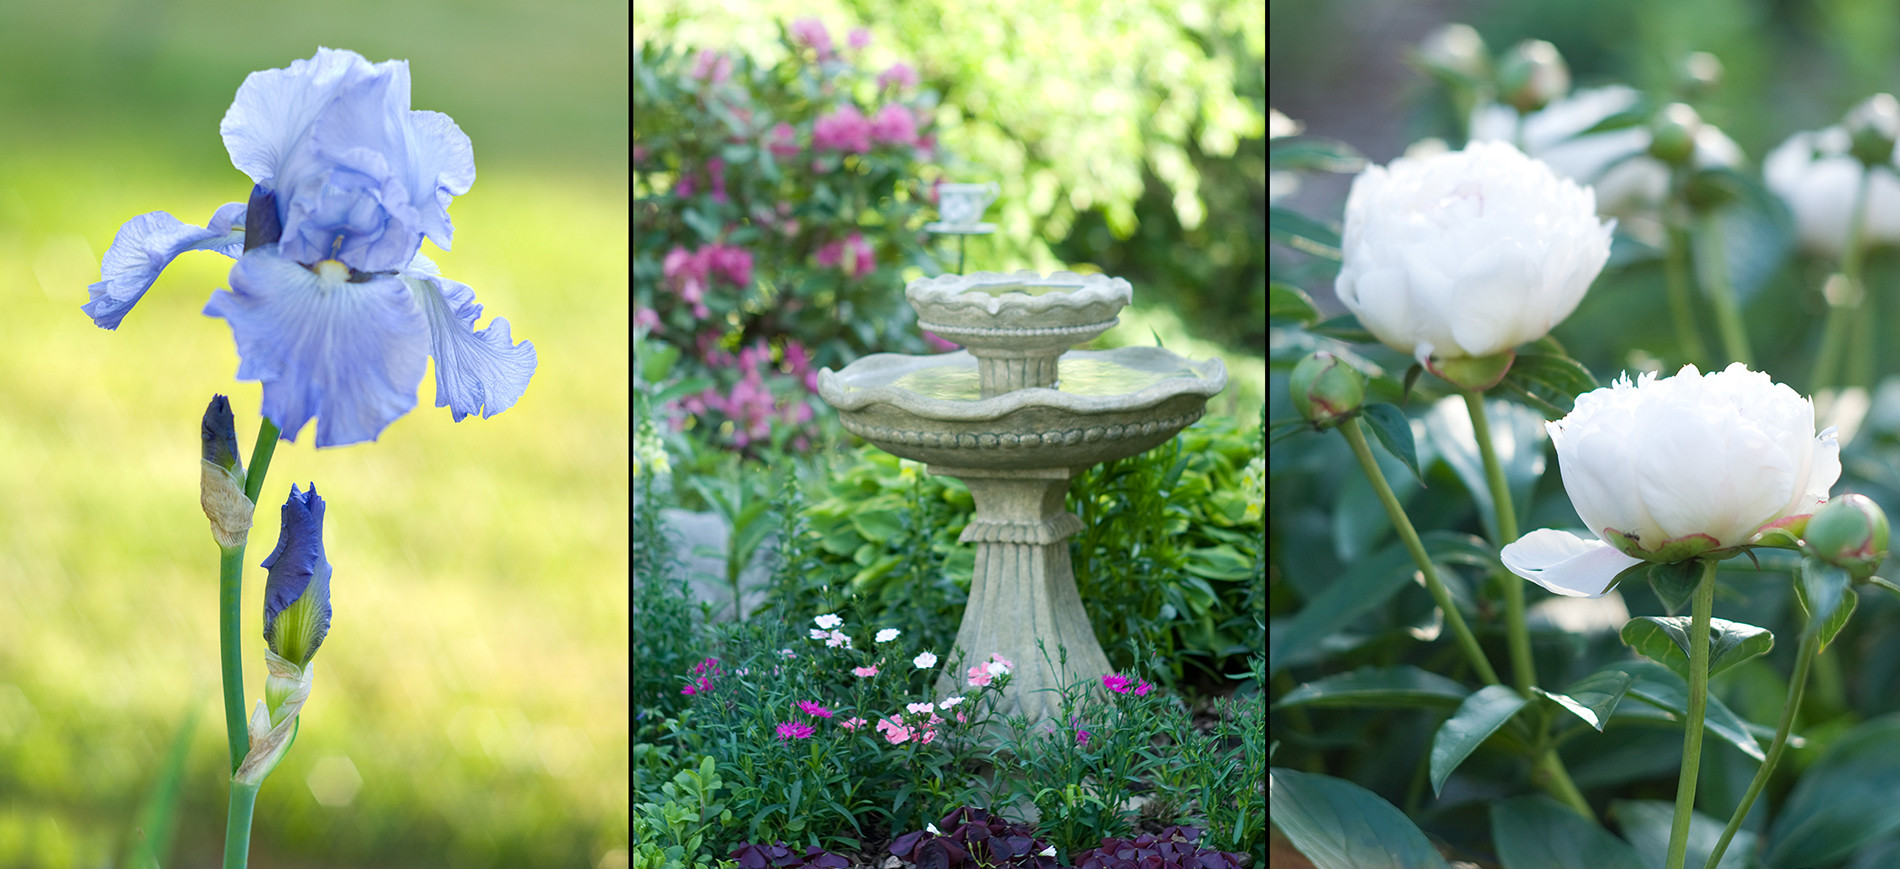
87;48;535;447
201;394;242;473
262;484;332;667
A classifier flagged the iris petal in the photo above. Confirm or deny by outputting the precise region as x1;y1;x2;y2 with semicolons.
205;248;430;446
405;258;536;421
220;48;384;188
84;203;246;329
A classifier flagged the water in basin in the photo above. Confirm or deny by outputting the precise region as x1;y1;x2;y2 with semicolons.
961;281;1085;297
885;355;1201;401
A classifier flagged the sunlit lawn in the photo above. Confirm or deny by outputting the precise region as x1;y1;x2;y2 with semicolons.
0;138;629;867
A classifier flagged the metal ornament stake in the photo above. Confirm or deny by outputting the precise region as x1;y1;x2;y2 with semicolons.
925;181;1000;274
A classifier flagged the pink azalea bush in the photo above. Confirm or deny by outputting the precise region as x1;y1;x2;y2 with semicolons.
634;19;950;458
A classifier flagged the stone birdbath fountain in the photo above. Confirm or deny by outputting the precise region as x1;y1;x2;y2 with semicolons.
816;270;1227;722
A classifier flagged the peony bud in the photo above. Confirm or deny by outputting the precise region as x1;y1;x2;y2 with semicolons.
1846;93;1900;168
1417;23;1490;84
1335;140;1613;364
1677;52;1723;98
1288;352;1365;430
1502;364;1841;597
1804;493;1889;578
1648;103;1703;168
1498;40;1570;114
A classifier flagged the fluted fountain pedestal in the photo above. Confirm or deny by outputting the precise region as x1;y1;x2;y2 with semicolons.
816;270;1226;725
929;465;1111;722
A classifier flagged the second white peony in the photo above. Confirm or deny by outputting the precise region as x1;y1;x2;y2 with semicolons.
1335;140;1615;365
1502;363;1841;597
1764;126;1900;256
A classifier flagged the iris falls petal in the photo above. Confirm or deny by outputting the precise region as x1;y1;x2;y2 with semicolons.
84;203;247;329
405;259;536;421
205;249;430;446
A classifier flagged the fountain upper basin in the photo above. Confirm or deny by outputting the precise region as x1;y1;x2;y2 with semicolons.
817;346;1227;469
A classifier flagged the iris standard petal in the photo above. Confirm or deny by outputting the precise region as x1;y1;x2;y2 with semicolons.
220;47;385;188
1501;528;1645;598
402;110;477;250
205;248;430;446
405;259;536;421
84;203;247;329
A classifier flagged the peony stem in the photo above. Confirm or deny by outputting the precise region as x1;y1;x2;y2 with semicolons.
1338;416;1501;687
1813;171;1873;393
1664;212;1712;369
1531;744;1592;819
1665;559;1719;869
1703;627;1817;869
1462;392;1534;695
1696;211;1753;366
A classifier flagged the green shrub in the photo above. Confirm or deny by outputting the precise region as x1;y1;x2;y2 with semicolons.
632;756;738;868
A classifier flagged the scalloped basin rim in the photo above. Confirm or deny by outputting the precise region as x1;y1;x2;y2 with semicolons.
818;348;1228;421
906;270;1132;318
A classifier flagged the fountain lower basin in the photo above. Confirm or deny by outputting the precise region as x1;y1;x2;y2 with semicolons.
818;347;1228;469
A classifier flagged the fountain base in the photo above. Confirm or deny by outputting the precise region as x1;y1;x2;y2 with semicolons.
930;465;1113;723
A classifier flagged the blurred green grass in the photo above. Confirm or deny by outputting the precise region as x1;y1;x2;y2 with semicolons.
0;3;628;867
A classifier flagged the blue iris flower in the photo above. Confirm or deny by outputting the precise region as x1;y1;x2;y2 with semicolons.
262;484;331;668
84;48;535;447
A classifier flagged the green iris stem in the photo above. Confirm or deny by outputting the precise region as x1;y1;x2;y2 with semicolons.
1665;559;1719;869
1703;627;1818;869
217;546;247;772
218;417;282;775
1664;206;1712;369
222;779;260;869
1462;392;1533;694
1814;171;1873;393
1696;210;1753;366
217;416;280;869
1338;416;1501;688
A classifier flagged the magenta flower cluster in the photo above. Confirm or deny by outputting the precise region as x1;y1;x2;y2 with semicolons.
815;232;877;278
662;243;752;320
1102;673;1155;696
677;340;815;450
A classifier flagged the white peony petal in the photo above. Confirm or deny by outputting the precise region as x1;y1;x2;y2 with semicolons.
1501;528;1644;598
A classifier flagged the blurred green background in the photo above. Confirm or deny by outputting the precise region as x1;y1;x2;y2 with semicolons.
635;0;1269;382
0;1;628;867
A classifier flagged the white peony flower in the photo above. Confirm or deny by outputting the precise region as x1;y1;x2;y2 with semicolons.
1335;140;1615;364
813;613;843;630
1469;86;1744;219
1502;363;1841;597
1764;126;1900;256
